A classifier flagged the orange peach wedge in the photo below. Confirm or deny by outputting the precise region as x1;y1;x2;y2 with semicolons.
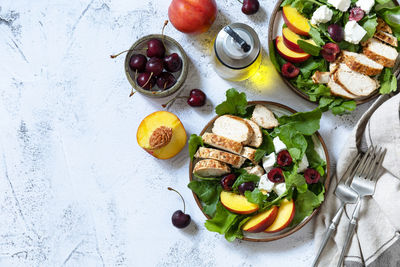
282;27;316;53
282;5;310;36
220;191;259;215
264;198;295;233
243;206;279;233
275;36;311;63
136;111;187;159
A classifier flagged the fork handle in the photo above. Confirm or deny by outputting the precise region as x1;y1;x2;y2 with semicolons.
312;204;345;267
337;200;362;267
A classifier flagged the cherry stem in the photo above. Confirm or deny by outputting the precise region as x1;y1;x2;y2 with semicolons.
110;49;133;58
168;187;186;213
162;20;168;49
161;96;187;108
142;72;153;88
129;89;136;97
236;0;243;4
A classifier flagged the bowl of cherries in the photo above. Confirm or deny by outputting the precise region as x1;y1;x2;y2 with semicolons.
124;33;188;98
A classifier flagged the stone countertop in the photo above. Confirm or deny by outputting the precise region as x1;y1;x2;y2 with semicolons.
0;0;370;266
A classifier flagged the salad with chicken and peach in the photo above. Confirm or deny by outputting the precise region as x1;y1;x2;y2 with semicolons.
188;89;327;241
270;0;399;115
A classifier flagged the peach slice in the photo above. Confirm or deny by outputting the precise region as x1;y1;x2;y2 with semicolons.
282;5;310;36
136;111;187;159
220;191;259;215
282;27;316;53
242;206;279;233
275;36;311;63
264;199;295;233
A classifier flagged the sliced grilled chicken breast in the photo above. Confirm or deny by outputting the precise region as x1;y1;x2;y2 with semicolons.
212;115;254;145
244;119;262;148
312;71;330;84
363;38;398;68
333;64;379;96
201;132;243;155
193;159;231;177
195;147;246;169
251;104;279;129
328;79;358;99
374;30;398;47
342;50;384;76
376;18;392;34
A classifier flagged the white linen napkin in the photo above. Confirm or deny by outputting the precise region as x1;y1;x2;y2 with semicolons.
314;93;400;267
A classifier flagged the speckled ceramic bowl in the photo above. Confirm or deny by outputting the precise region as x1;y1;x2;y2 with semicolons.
124;34;188;98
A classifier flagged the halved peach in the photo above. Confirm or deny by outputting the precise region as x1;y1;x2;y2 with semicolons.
264;199;295;233
136;111;187;159
275;36;311;63
220;191;259;215
282;27;317;53
243;206;278;233
282;5;310;36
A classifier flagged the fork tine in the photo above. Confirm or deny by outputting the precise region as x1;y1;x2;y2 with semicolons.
355;146;374;174
343;154;362;186
368;148;387;181
362;147;378;176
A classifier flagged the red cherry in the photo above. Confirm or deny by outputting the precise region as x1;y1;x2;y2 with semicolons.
187;89;206;107
221;174;237;191
137;72;155;90
267;168;285;183
242;0;260;15
146;39;165;58
281;62;300;78
349;7;364;22
304;168;321;184
321;43;340;62
277;150;293;167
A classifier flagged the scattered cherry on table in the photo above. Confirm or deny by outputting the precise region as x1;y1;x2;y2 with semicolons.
241;0;260;15
168;187;191;228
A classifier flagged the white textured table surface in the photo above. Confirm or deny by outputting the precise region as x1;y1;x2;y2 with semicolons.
0;0;371;266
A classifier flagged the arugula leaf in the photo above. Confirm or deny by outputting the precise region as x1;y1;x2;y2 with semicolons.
281;0;295;7
339;41;360;52
291;188;324;225
308;24;325;46
215;88;248;116
245;188;268;205
298;40;321;56
193;173;222;181
277;108;322;135
269;40;284;72
205;202;238;234
331;100;356;115
299;59;327;79
318;96;335;110
188;180;222;216
254;130;275;162
379;68;398;94
225;217;250;241
274;124;308;160
232;171;260;191
360;15;378;42
188;134;203;160
305;136;326;175
284;168;308;193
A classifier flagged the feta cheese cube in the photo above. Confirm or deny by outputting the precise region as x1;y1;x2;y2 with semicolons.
356;0;374;13
258;174;275;192
311;5;333;25
297;154;309;173
273;183;287;196
273;136;287;153
246;165;265;177
328;0;350;12
262;152;276;172
344;21;367;44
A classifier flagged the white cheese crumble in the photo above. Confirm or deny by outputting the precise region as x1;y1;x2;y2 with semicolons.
297;154;309;173
273;136;287;153
344;21;367;44
258;174;275;192
328;0;351;12
273;183;287;196
262;152;276;172
356;0;375;13
311;5;333;25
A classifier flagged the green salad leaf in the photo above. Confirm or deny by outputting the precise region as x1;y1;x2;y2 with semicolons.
291;186;325;225
215;88;247;116
284;168;308;193
188;134;203;160
232;170;260;191
308;24;325;46
245;188;269;205
275;124;308;160
269;40;281;73
188;180;222;216
377;6;400;32
205;202;238;234
193;173;222;181
254;130;275;162
379;68;398;94
297;40;321;56
305;136;326;175
360;15;378;42
277;108;322;135
225;217;251;241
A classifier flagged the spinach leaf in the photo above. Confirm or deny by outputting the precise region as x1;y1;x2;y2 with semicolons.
305;136;326;175
291;188;324;225
188;180;222;216
377;6;400;32
193;173;222;181
277;108;322;135
245;188;269;205
339;41;360;52
284;168;308;193
269;40;281;72
379;68;397;94
297;40;321;56
232;171;260;191
188;134;203;160
308;24;325;46
205;202;238;234
360;15;378;42
215;88;248;116
274;124;308;160
254;130;275;162
225;217;250;241
299;59;327;79
331;100;356;115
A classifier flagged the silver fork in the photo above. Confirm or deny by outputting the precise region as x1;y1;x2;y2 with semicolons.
337;147;387;267
312;148;374;267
